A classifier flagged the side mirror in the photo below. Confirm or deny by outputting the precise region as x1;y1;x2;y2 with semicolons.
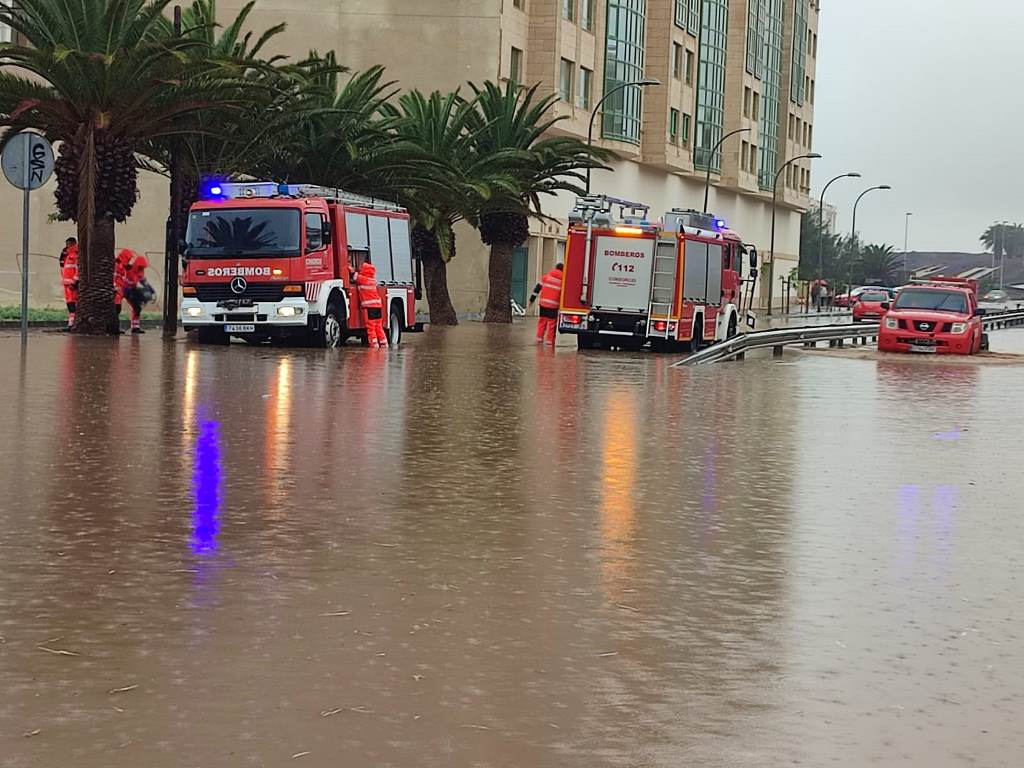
322;223;332;246
749;248;758;270
975;308;987;317
881;302;891;311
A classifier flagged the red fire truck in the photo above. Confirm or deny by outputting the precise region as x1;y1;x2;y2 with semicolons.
558;196;757;351
180;182;417;347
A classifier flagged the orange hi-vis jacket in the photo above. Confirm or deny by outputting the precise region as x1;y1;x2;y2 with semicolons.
355;262;382;308
61;247;79;304
537;267;564;309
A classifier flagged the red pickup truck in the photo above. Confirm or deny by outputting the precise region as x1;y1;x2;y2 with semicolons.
878;277;986;355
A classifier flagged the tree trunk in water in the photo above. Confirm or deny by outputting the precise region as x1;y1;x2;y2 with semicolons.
422;254;458;326
74;216;119;335
483;242;515;323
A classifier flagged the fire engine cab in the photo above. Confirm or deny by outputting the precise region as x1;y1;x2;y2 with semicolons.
180;182;417;347
559;195;758;351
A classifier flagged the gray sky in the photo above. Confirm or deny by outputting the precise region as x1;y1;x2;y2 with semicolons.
814;0;1024;253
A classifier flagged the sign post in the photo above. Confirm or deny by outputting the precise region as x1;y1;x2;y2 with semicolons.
2;132;55;339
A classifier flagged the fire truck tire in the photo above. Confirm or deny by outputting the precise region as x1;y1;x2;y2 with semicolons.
388;304;403;347
577;332;599;350
727;315;738;339
312;300;345;348
196;327;229;345
689;316;705;351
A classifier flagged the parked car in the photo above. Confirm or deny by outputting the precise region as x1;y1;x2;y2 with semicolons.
879;278;986;355
852;289;892;322
836;285;889;308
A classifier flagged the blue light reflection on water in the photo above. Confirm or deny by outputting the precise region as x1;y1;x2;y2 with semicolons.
191;415;223;556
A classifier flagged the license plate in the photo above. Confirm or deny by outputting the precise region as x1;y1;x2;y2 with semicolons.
909;344;936;354
225;324;255;333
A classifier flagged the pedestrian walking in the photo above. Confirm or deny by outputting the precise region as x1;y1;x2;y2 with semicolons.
353;262;388;348
528;262;564;346
61;244;79;330
121;250;154;334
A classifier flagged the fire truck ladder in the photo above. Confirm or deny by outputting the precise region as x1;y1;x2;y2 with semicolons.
647;239;679;339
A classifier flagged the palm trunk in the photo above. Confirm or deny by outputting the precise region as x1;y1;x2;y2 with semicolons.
74;215;118;334
483;241;514;323
422;253;458;326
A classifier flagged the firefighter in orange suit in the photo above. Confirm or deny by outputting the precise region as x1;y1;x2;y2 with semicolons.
353;262;388;348
61;244;79;329
114;249;129;321
122;251;150;334
528;262;564;346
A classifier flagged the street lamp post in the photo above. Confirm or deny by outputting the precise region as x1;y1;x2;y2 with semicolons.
585;77;661;194
815;172;861;310
702;128;751;213
850;184;892;290
767;152;821;316
903;212;913;274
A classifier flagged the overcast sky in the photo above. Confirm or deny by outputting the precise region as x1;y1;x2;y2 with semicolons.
814;0;1024;253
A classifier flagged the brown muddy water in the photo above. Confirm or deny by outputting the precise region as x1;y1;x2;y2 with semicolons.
1;324;1024;767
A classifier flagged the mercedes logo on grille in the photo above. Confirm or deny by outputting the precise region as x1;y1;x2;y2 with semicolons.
230;277;248;295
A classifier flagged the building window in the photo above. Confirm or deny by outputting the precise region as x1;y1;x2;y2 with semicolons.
746;0;766;78
685;49;694;84
581;0;595;30
559;58;574;102
672;43;683;79
741;141;749;171
749;144;758;174
674;0;686;28
602;0;648;145
669;108;680;141
688;0;700;34
809;78;815;104
694;0;728;172
807;123;813;148
682;113;691;144
752;91;760;121
509;46;523;84
757;0;784;190
513;0;525;9
791;0;809;105
563;0;575;22
743;87;751;118
578;67;593;109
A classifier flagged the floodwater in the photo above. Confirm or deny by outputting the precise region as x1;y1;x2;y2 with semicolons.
1;324;1024;767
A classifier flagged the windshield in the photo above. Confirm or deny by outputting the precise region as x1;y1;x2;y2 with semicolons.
859;292;889;302
894;288;968;314
186;208;301;258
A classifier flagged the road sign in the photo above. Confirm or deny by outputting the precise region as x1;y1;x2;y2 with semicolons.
2;132;54;191
2;132;56;339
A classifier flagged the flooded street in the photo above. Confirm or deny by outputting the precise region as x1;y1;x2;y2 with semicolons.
2;325;1024;767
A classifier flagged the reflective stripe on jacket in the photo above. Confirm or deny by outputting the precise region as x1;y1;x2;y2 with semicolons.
356;274;382;308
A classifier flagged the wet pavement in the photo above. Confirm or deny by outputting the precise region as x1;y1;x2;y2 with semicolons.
2;324;1024;767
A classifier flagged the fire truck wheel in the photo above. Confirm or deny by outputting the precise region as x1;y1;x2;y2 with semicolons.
727;315;738;339
312;301;345;348
388;305;403;346
689;317;705;351
577;332;598;350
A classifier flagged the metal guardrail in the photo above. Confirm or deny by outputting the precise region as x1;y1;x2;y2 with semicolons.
676;308;1024;367
676;322;880;367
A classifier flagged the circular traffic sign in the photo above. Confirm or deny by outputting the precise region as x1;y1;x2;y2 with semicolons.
2;132;55;191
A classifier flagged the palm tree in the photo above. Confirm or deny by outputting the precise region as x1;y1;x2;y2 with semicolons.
393;89;529;326
0;0;249;334
464;81;610;323
981;222;1024;261
856;244;899;286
